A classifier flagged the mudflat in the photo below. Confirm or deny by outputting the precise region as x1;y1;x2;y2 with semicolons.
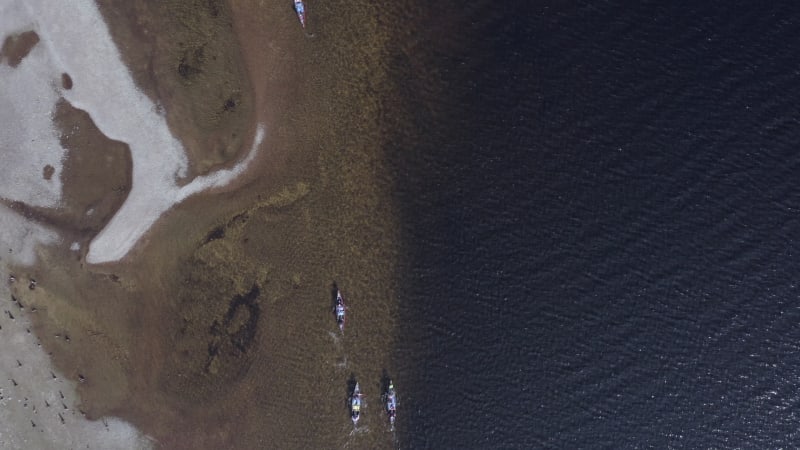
14;1;403;448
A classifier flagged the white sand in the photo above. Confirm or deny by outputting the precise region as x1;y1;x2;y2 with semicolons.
0;204;59;267
0;2;65;208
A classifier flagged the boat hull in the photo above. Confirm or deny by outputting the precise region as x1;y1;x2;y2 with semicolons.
385;382;397;427
335;290;346;332
293;0;306;28
350;382;362;425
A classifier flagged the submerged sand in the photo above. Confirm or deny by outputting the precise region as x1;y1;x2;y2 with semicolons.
5;0;405;448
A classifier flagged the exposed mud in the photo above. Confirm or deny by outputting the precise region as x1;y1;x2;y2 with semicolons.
0;98;131;247
0;30;39;67
55;99;133;234
95;0;254;178
42;165;55;180
61;72;72;90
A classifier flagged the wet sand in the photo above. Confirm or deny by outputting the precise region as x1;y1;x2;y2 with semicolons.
14;0;404;448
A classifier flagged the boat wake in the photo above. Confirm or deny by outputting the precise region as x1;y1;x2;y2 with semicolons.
328;330;342;344
348;425;370;437
339;423;371;449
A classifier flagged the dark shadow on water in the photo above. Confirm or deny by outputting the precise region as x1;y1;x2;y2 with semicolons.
346;373;357;410
330;281;339;314
380;369;391;401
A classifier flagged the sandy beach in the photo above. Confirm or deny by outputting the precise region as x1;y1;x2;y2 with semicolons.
1;0;403;448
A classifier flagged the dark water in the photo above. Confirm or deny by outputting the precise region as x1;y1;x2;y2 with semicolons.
388;1;800;447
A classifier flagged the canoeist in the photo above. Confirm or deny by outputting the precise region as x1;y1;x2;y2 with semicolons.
293;0;306;28
386;379;397;428
335;290;346;332
351;381;362;425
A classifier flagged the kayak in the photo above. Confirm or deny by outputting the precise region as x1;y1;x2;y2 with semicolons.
351;382;362;425
335;290;346;333
385;380;397;428
293;0;307;28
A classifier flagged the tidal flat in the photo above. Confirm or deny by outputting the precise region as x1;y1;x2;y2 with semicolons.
1;0;405;448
